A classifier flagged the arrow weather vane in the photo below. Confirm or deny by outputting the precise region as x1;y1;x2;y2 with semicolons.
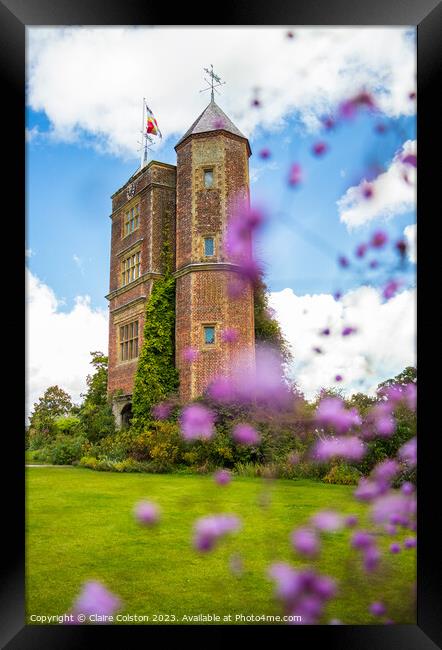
200;64;226;101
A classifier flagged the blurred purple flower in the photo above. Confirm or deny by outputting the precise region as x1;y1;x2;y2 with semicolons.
214;469;232;486
207;376;237;403
395;239;407;256
370;601;386;617
314;436;365;461
372;460;400;487
220;328;238;343
259;148;271;159
338;255;349;268
355;243;368;258
233;423;261;446
133;500;160;526
152;402;172;420
404;537;416;549
354;478;384;501
193;514;241;552
322;116;335;130
371;491;415;526
180;404;215;440
390;543;401;554
375;122;387;134
310;510;344;532
401;154;417;167
401;482;415;496
339;91;376;120
369;260;379;269
315;397;361;433
361;182;374;199
398;437;417;467
371;230;388;248
312;141;328;156
342;326;357;336
345;515;358;528
291;527;320;558
320;327;330;336
288;163;302;187
72;581;121;620
213;117;226;129
383;280;401;300
363;546;381;572
351;531;375;550
183;347;199;362
335;374;343;382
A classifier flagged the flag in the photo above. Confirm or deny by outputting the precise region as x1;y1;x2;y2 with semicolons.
146;115;159;135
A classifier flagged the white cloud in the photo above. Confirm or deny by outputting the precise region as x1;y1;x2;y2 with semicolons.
26;268;108;419
338;140;416;229
27;27;416;159
269;285;416;400
404;223;416;263
25;248;34;258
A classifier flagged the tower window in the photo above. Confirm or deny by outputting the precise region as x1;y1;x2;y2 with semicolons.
119;320;139;361
121;250;141;286
204;169;214;189
123;204;140;237
204;237;215;257
203;326;215;345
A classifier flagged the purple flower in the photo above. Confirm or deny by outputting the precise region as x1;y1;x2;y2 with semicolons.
193;514;241;552
401;154;417;168
72;581;121;620
314;436;366;462
214;469;232;486
288;163;302;187
259;148;271;159
398;437;417;467
180;404;215;440
220;327;238;343
361;182;374;199
312;141;328;156
395;239;407;256
345;515;358;528
355;243;368;258
315;398;361;433
339;92;376;119
370;601;386;617
371;492;415;526
404;383;417;411
404;537;416;549
375;122;387;134
213;117;226;129
133;500;161;526
390;543;401;554
321;327;331;336
351;531;375;550
232;423;261;446
182;346;199;362
371;230;388;248
401;482;415;496
363;546;381;572
342;326;357;336
369;259;379;269
226;199;264;261
338;255;349;268
268;563;303;601
291;527;320;558
207;376;237;403
335;374;343;382
310;510;344;532
372;460;400;487
322;116;335;130
383;280;400;300
152;402;172;420
354;478;384;501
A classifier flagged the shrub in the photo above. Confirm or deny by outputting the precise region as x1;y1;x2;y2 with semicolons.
323;463;362;485
42;434;87;465
53;416;82;436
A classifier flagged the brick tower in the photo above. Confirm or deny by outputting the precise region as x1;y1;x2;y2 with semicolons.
107;98;255;424
174;99;255;402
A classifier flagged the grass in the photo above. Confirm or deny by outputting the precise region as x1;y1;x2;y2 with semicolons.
26;467;416;625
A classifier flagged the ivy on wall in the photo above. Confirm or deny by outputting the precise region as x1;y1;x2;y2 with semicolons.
253;274;291;362
131;237;179;426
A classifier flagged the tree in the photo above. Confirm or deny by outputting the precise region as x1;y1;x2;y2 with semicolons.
28;385;73;448
79;352;115;442
132;242;179;426
254;274;291;362
377;366;416;392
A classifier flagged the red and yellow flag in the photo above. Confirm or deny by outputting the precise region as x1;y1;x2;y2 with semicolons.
146;116;159;135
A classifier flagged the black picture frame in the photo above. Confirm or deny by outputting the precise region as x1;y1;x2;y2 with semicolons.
4;0;441;646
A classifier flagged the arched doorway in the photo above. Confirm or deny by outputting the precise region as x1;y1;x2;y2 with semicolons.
120;403;133;429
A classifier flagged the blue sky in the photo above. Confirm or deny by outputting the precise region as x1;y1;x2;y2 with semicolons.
26;26;416;409
26;107;415;310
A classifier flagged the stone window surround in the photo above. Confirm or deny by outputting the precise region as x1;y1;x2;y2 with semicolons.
118;319;139;363
122;200;140;239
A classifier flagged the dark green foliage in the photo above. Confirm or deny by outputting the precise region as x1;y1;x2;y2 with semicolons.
78;352;115;442
38;434;87;465
28;385;73;449
323;463;362;485
132;260;179;425
253;275;291;361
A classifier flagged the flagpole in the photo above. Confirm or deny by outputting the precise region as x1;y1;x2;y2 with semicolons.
140;97;145;170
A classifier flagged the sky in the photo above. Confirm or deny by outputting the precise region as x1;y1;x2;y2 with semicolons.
25;26;417;416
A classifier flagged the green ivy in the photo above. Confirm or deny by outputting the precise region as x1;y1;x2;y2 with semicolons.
253;274;291;361
131;239;179;425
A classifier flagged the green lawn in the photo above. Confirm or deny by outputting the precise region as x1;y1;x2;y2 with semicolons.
26;467;416;625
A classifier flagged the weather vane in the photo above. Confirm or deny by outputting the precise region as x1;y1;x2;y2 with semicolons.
200;64;226;101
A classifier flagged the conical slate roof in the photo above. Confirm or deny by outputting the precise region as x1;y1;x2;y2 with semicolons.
175;99;248;149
